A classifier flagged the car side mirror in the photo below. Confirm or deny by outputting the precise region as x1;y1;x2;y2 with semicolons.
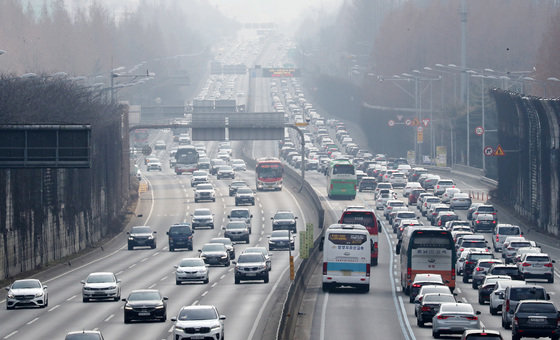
153;231;157;234
547;293;551;300
117;279;121;283
553;260;556;264
127;232;130;235
166;231;169;235
227;215;230;219
250;215;253;218
220;315;227;320
171;317;177;322
43;285;47;289
295;216;298;219
81;280;85;284
198;249;202;252
122;298;127;302
163;296;168;301
232;261;237;265
396;240;401;255
222;227;226;230
270;217;274;220
475;311;481;315
174;265;178;268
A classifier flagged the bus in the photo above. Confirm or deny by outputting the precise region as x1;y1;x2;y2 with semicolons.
255;157;283;191
132;129;149;148
322;224;371;293
397;227;456;294
326;159;357;200
339;207;380;266
174;146;199;175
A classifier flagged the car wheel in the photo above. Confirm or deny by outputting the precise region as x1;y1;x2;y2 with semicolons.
176;280;181;285
210;225;214;230
322;283;331;292
252;201;255;206
472;282;478;289
416;318;424;327
490;305;497;315
225;260;230;267
203;278;209;284
6;304;13;310
128;244;133;250
124;315;131;324
235;201;239;206
213;198;216;202
189;246;193;251
169;246;174;252
151;244;156;249
245;237;250;244
432;330;440;338
478;296;484;304
462;275;468;283
264;274;269;283
83;297;89;303
160;314;166;322
502;317;509;329
511;332;521;340
115;296;120;301
195;199;198;203
548;276;555;283
235;277;240;284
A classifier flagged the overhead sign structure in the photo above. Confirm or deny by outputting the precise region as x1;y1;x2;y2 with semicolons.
484;146;494;156
494;144;506;156
191;112;284;141
475;126;484;136
261;68;301;77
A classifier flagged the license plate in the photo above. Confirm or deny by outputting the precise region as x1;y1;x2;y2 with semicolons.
529;317;546;323
138;312;151;316
191;337;204;340
341;189;347;192
342;270;351;276
246;273;256;277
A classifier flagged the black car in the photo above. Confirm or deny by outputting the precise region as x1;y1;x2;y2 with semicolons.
127;226;157;250
235;187;255;206
167;224;193;251
358;177;377;192
271;210;297;233
512;300;560;340
229;181;247;196
416;293;456;327
122;289;167;323
233;253;269;284
198;243;230;266
462;252;495;282
487;264;524;280
268;230;295;251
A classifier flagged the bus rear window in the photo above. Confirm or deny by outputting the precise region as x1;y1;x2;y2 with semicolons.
411;233;453;249
341;213;375;227
328;233;367;245
333;164;355;175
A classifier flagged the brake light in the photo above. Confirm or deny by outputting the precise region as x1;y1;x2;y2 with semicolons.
476;221;480;224
437;315;450;320
514;316;519;325
366;264;370;277
323;262;327;275
508;247;514;250
493;221;496;224
437;185;440;189
496;236;500;242
466;261;474;265
464;316;478;320
399;227;403;231
506;299;510;312
459;248;464;252
545;263;554;268
421;306;431;311
522;262;531;267
413;283;421;288
438;221;442;226
407;268;411;280
330;184;333;190
476;267;483;271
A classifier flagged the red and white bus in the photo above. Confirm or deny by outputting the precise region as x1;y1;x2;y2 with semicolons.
255;157;283;191
132;129;149;148
397;227;456;294
339;207;379;266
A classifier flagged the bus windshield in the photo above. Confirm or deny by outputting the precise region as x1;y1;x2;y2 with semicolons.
257;165;282;178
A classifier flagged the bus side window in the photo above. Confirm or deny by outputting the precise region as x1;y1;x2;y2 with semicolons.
319;236;324;251
396;239;402;255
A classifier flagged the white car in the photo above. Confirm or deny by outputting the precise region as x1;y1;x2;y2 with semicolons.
81;272;121;302
450;192;472;209
171;305;225;340
194;183;216;202
147;161;162;171
431;303;481;338
6;279;48;309
191;170;209;187
403;182;423;197
175;257;209;284
231;159;247;171
441;188;461;203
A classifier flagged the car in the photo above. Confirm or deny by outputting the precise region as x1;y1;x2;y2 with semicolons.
243;247;272;271
122;289;167;323
235;186;255;206
392;210;418;232
198;243;230;266
229;181;248;196
511;300;559;340
472;213;497;232
190;170;209;187
191;208;214;229
228;208;253;234
460;329;503;340
467;202;484;220
502;237;535;264
223;221;250;244
194;183;216;202
489;280;527;315
512;246;542;264
81;272;121;302
171;305;226;340
216;165;235;179
487;263;524;281
231;159;247;171
461;250;495;281
478;275;512;305
358;177;376;192
428;204;452;224
175;257;209;284
208;237;236;259
447;220;471;231
403;182;423;197
450;193;472;209
389;172;407;188
154;140;166;150
416;293;456;327
433;179;456;196
210;158;227;175
383;199;406;219
517;253;555;282
457;235;489;258
146;161;162;171
413;285;453;307
145;156;159;165
501;284;550;328
471;204;498;221
409;273;445;303
432;303;481;338
435;211;459;227
5;279;48;309
441;187;461;203
234;253;269;284
421;196;442;216
127;226;157;250
493;224;522;252
396;219;424;240
472;259;504;289
408;188;426;205
422;174;441;190
375;192;391;210
64;331;105;340
268;230;295;251
271;210;298;233
167;223;194;251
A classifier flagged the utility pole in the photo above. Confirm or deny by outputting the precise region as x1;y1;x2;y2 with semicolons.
460;0;468;104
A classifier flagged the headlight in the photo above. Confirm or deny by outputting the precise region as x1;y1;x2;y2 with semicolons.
174;326;185;331
7;293;14;299
155;304;165;309
211;324;221;330
35;291;44;297
148;235;154;240
200;255;207;259
128;237;134;240
125;305;133;310
107;285;117;290
221;255;227;259
259;265;267;270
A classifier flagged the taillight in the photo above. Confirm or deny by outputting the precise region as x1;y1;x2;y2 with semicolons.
522;262;531;267
421;306;431;311
412;283;421;288
366;264;370;277
330;184;333;190
514;316;519;325
464;316;478;320
545;263;553;268
437;315;450;320
476;221;480;224
476;267;483;271
438;221;442;226
407;268;411;280
508;247;514;250
466;261;474;265
323;262;327;275
437;185;440;189
496;236;499;242
493;221;496;224
460;248;464;252
506;299;510;312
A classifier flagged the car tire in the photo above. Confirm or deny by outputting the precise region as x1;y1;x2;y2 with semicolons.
203;278;209;284
151;244;156;249
225;260;230;267
83;297;89;303
432;331;440;338
371;258;378;266
511;332;521;340
128;244;133;250
264;274;269;284
176;280;181;285
245;237;250;244
235;201;239;206
189;246;193;251
548;276;554;283
124;315;131;324
252;201;255;206
472;282;478;289
502;317;510;329
169;246;174;252
478;296;484;305
210;225;214;230
195;199;199;203
235;277;240;284
417;318;424;327
115;296;120;301
6;304;13;310
213;198;216;202
490;305;498;315
322;283;331;292
463;275;469;283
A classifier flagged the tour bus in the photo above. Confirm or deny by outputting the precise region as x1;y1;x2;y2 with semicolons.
322;224;371;293
397;227;456;294
326;159;357;200
339;207;380;266
255;157;283;191
174;145;199;175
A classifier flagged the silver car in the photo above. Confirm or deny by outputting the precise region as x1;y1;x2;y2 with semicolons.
489;280;527;315
171;305;225;340
81;272;121;302
517;253;555;283
5;279;48;309
175;258;209;285
243;247;272;271
431;303;481;338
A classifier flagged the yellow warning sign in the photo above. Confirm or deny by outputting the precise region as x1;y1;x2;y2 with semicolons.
139;182;148;193
411;118;420;127
494;144;506;156
417;130;424;143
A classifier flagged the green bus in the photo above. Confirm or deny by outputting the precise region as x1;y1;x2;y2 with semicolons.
326;159;357;200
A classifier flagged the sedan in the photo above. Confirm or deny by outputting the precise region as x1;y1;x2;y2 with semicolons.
209;237;235;259
175;258;209;285
171;305;226;340
268;230;295;251
243;247;272;271
199;243;230;266
123;289;167;323
223;221;250;244
416;293;456;327
5;279;48;309
229;181;247;196
81;272;121;302
432;303;481;338
234;253;269;284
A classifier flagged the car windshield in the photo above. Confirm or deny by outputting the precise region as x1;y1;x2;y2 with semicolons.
440;303;473;313
423;294;455;303
202;244;226;252
169;226;191;235
493;267;519;276
518;303;556;313
272;230;290;237
238;254;264;263
86;274;115;283
12;280;41;289
275;212;294;219
237;188;252;194
462;241;486;248
178;307;218;321
477;206;495;212
193;171;206;176
420;286;451;295
398;212;416;219
469;254;494;261
131;226;151;234
179;259;205;267
220;166;233;171
390;202;405;207
226;222;246;229
244;248;266;256
510;287;546;300
526;256;550;262
498;226;520;235
230;210;249;218
194;210;211;216
128;291;161;301
231;182;246;188
197;184;213;190
465;336;502;340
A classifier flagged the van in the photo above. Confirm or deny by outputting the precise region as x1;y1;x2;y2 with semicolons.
167;224;194;251
501;285;549;328
493;224;522;251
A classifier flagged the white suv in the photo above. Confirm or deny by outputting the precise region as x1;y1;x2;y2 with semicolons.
517;253;555;283
433;179;455;196
171;305;226;340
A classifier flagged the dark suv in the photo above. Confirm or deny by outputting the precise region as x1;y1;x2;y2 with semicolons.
512;300;559;340
127;226;157;250
167;224;193;251
271;210;297;233
462;251;495;282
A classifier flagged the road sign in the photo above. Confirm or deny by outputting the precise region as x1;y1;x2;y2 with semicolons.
475;126;484;136
388;120;395;127
405;119;412;126
397;115;404;121
484;146;494;156
411;118;420;127
422;118;431;127
417;126;423;132
142;145;152;156
417;130;424;143
494;144;506;156
295;122;308;127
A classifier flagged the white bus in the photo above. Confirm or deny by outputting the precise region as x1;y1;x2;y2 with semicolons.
322;224;371;293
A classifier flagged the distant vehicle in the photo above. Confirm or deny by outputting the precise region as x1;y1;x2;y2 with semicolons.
132;129;149;148
171;305;225;340
175;257;209;284
127;226;157;250
146;161;162;171
122;289;167;323
228;208;253;233
154;140;166;150
256;157;284;191
432;303;481;338
198;243;230;266
243;247;272;271
191;208;214;229
268;230;295;251
216;165;235;179
167;223;194;251
81;272;121;302
223;221;250;244
231;159;247;171
229;181;248;196
5;279;48;309
511;300;559;340
64;331;105;340
271;210;298;233
194;183;216;203
327;159;357;200
174;145;199;175
233;253;269;284
235;187;255;206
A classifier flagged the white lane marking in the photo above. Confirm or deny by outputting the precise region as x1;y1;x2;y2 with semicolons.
48;304;60;312
398;296;415;340
462;297;468;303
104;314;114;322
259;237;263;242
211;282;218;288
128;264;136;269
160;276;168;281
152;252;159;257
4;331;18;339
140;258;148;262
168;326;174;333
319;292;329;340
455;287;462;294
192;300;199;305
201;291;208;297
220;274;226;280
148;283;156;289
27;317;39;325
116;271;124;276
66;295;77;301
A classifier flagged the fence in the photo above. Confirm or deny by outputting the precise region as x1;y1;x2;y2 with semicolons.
490;89;560;235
